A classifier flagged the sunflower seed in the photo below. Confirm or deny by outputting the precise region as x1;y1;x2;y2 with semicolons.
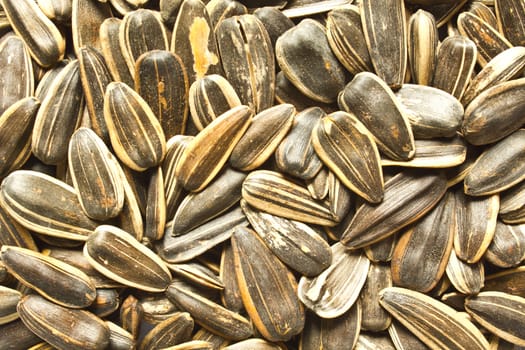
408;10;438;86
144;167;166;241
72;0;111;54
18;294;110;350
355;332;396;350
388;320;429;350
206;0;247;31
84;225;172;292
106;321;136;350
445;248;484;295
37;0;72;23
120;294;143;339
0;319;41;350
118;165;144;241
364;233;397;263
499;178;525;224
253;6;294;48
139;295;180;324
495;0;525;46
89;288;120;318
99;18;134;86
163;135;192;219
139;312;194;350
360;263;392;332
468;2;498;29
167;263;224;290
219;243;244;313
0;285;20;325
232;226;305;341
484;266;525;298
485;221;525;268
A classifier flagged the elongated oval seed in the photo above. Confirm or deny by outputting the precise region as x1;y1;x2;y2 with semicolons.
84;225;172;292
465;292;525;346
379;287;489;350
0;285;20;325
99;17;134;86
104;81;167;172
18;294;110;350
485;221;525;268
1;0;65;67
0;170;99;240
360;263;392;332
445;249;484;295
138;312;194;350
68;127;125;220
495;0;525;46
1;246;96;308
408;9;438;86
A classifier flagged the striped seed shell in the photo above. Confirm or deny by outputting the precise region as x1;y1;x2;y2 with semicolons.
0;97;39;179
360;0;407;89
104;81;167;172
0;203;36;250
355;332;396;349
145;167;166;241
465;292;525;346
139;312;194;350
171;167;246;235
120;9;169;78
78;46;112;144
379;287;489;350
364;234;397;263
0;170;98;240
72;0;111;54
37;0;72;23
99;18;134;86
395;84;463;139
499;180;525;224
495;0;525;46
298;243;370;319
326;5;373;75
188;74;242;131
457;12;512;67
391;192;454;293
464;129;525;196
18;294;110;350
408;10;438;86
274;107;324;180
341;170;448;249
485;221;525;268
232;226;305;342
0;35;33;116
206;0;247;31
241;199;332;277
338;72;415;161
120;295;142;339
275;18;346;103
166;281;253;341
32;60;84;165
327;170;353;221
432;35;477;100
139;295;179;324
135;50;189;138
1;0;65;67
216;14;275;113
445;249;484;295
484;266;525;298
0;319;41;350
462;46;525;106
175;105;253;192
163;135;192;219
312;110;384;203
381;137;467;168
1;245;96;308
167;263;223;290
220;242;244;313
230;103;295;171
241;170;339;227
468;2;498;29
0;285;20;325
89;288;120;318
118;164;144;241
454;190;499;263
106;321;136;350
253;6;294;48
170;0;222;84
462;78;525;146
299;303;361;350
360;263;392;332
84;225;172;292
68;128;124;220
388;320;429;350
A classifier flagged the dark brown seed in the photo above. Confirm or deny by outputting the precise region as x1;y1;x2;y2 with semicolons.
253;6;294;48
298;243;370;319
175;105;253;192
166;281;253;341
139;295;180;324
326;5;373;76
170;0;222;85
72;0;111;54
17;294;110;350
408;9;438;86
167;263;224;290
241;199;332;277
360;263;392;332
364;234;397;263
139;312;194;350
0;170;99;240
0;203;36;250
216;14;275;112
327;170;352;221
379;287;489;350
230;103;295;171
275;107;324;180
361;0;407;89
432;35;477;100
118;165;144;242
37;0;72;23
135;50;189;138
445;249;484;295
338;72;415;161
145;167;166;241
500;180;525;222
89;288;120;318
220;243;244;313
495;0;525;46
465;292;525;346
0;97;40;178
99;18;134;86
0;285;20;325
242;170;339;227
484;266;525;298
312;110;384;203
232;226;305;342
192;327;229;349
464;129;525;196
457;12;512;67
276;19;346;103
341;170;448;249
454;191;499;263
485;221;525;268
0;35;33;116
120;295;143;339
388;320;429;350
299;304;361;350
104;81;167;172
0;319;41;350
462;78;525;146
1;0;65;67
163;135;193;219
106;321;136;350
206;0;247;31
68;127;124;220
468;2;498;29
84;225;172;292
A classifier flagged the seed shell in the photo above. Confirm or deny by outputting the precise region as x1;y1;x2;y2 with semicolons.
360;263;392;332
139;312;194;350
72;0;111;54
408;10;438;86
495;0;525;46
445;249;484;295
145;167;166;241
99;17;134;86
0;285;20;325
485;221;525;268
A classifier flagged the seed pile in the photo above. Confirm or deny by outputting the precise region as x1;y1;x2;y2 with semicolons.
0;0;525;349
